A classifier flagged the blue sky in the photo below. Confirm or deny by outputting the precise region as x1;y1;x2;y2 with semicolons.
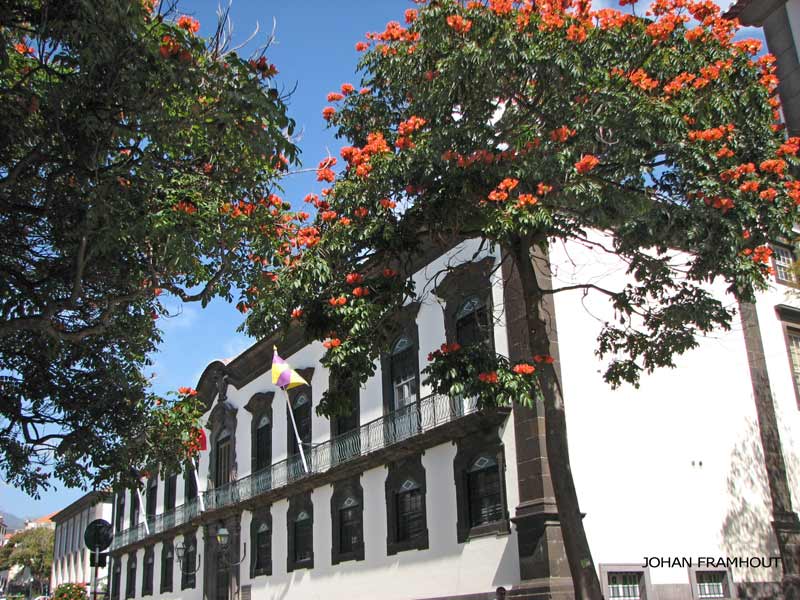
0;0;765;520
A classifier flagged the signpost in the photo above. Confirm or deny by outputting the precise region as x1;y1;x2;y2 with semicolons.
84;519;113;600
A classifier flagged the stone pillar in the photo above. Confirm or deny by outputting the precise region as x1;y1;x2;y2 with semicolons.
502;251;575;599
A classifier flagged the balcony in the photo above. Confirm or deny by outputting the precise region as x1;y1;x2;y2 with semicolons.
111;393;508;551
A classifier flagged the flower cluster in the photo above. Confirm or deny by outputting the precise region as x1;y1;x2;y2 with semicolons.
340;132;391;178
317;157;337;182
446;15;473;34
427;342;462;361
177;15;200;34
574;154;600;174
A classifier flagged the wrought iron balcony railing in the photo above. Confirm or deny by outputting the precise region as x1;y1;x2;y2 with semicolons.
111;393;479;550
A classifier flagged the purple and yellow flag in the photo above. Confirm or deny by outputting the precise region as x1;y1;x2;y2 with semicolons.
272;347;308;390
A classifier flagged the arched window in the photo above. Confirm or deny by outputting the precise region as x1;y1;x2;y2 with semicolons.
142;546;154;596
255;522;271;570
125;554;136;599
160;541;173;594
287;492;314;571
214;428;232;488
455;295;491;347
396;479;424;543
255;415;271;472
294;511;312;563
467;455;503;527
385;453;428;555
390;335;418;410
289;394;311;457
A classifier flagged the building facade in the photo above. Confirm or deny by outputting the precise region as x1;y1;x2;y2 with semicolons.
108;236;800;600
52;492;113;593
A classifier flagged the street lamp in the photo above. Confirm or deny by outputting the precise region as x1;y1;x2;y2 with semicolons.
175;541;201;575
215;522;246;567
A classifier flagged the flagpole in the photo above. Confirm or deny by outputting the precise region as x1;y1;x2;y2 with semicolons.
284;387;309;473
136;487;150;535
192;456;205;512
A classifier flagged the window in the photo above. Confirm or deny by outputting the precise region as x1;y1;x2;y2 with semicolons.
330;376;360;465
129;491;139;530
390;336;417;410
115;493;125;533
215;429;232;488
180;533;197;590
250;509;272;578
289;394;311;457
385;455;428;555
467;456;503;527
773;245;797;284
142;546;154;596
164;473;177;512
294;513;313;563
111;557;121;600
396;484;425;542
125;554;136;599
776;304;800;410
184;462;197;503
255;415;271;472
160;541;173;593
286;492;314;571
696;572;725;599
608;572;642;600
330;477;364;565
455;295;492;347
145;479;158;520
453;430;509;542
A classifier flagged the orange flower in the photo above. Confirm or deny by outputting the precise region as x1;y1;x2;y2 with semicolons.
440;342;462;354
327;92;344;102
760;188;778;202
323;338;342;349
550;126;576;143
517;194;539;207
353;286;370;297
513;363;536;375
177;15;200;34
574;154;600;174
341;83;355;94
405;9;418;23
533;354;556;364
628;69;659;91
478;371;499;384
354;207;369;218
379;198;397;209
738;181;759;193
566;24;587;43
322;106;336;121
346;273;364;285
760;159;787;175
178;387;198;396
355;41;369;52
499;177;519;191
715;146;734;159
328;296;347;307
446;15;473;34
291;308;303;319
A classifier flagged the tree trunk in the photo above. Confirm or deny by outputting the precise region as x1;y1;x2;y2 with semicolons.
509;236;604;600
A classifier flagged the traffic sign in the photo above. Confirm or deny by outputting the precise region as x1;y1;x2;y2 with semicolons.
84;519;113;552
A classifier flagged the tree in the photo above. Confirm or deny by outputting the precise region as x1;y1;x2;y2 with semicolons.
2;527;55;595
244;1;800;598
0;0;301;494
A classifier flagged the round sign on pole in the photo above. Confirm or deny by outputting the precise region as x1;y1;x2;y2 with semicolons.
84;519;113;551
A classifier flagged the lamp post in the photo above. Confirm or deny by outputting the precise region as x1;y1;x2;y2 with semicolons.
215;524;246;567
175;541;201;575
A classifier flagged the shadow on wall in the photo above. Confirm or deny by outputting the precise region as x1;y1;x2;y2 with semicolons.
721;414;799;594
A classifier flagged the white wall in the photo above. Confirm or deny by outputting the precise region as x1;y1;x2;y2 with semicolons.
549;231;800;585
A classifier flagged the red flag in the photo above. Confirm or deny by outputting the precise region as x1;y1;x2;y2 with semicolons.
196;427;207;452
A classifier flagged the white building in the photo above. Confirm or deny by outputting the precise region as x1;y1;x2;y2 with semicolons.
52;491;113;592
108;236;800;600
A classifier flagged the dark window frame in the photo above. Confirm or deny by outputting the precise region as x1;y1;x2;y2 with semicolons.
330;476;364;565
245;392;274;475
184;462;198;503
145;478;158;520
114;493;125;533
164;473;177;512
125;553;136;599
129;490;139;530
771;242;799;288
180;532;197;590
385;454;428;555
453;427;510;543
380;303;422;416
111;557;122;600
160;540;174;594
286;491;314;572
214;429;232;488
141;546;154;597
287;384;313;460
775;304;800;410
434;256;496;349
249;507;272;578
